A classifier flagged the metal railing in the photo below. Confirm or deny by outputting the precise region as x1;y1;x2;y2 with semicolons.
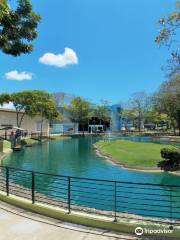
0;165;180;225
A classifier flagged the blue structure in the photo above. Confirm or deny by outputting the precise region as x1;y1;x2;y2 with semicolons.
109;104;122;132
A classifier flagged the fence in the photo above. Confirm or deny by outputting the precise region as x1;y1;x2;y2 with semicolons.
0;165;180;225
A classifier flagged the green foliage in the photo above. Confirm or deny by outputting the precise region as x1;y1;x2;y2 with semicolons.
161;147;180;161
0;90;62;129
66;97;91;125
159;147;180;171
121;109;136;121
32;91;62;122
155;1;180;76
144;111;168;124
90;101;110;123
122;92;149;131
0;93;11;105
0;0;41;56
154;74;180;134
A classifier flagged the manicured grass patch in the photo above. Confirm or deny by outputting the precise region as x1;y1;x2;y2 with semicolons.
96;140;175;168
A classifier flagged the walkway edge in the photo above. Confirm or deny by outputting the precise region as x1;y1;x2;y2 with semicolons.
0;192;180;239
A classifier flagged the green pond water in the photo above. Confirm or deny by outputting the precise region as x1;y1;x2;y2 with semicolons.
2;136;180;219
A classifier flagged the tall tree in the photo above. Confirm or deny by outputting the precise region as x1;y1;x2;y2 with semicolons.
129;92;149;131
91;100;110;126
0;91;62;137
66;97;91;132
144;111;168;128
154;74;180;135
30;91;62;138
0;0;41;56
155;1;180;76
0;91;38;127
121;109;137;129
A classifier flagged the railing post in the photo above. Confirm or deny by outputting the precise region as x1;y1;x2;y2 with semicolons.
32;171;35;204
68;176;71;213
6;167;9;196
114;181;117;222
169;186;173;230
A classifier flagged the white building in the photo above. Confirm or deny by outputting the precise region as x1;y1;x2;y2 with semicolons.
0;108;49;135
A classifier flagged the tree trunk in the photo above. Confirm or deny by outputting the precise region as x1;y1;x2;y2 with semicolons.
19;113;25;128
16;112;19;127
173;124;176;136
40;117;44;140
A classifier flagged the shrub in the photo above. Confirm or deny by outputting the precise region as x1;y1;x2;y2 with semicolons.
159;147;180;171
161;148;180;161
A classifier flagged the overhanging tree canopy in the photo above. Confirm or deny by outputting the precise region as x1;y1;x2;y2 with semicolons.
0;0;41;56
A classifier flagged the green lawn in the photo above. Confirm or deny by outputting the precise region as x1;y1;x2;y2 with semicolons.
96;140;175;169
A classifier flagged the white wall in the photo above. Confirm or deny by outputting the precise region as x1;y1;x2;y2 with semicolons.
0;110;49;134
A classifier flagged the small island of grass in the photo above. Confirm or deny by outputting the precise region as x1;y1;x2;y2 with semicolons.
95;140;175;171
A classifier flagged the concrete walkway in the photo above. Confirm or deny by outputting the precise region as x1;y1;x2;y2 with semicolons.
0;201;169;240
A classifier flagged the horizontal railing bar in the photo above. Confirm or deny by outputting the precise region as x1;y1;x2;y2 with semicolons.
70;184;114;192
36;182;68;189
35;188;67;195
0;180;6;183
117;185;174;192
115;204;177;214
9;189;32;196
36;195;67;204
115;194;179;203
10;192;32;200
71;199;114;208
119;215;172;224
70;189;112;197
2;166;180;188
36;175;68;182
36;200;67;209
70;179;114;187
116;190;172;197
9;174;31;179
70;194;114;202
116;200;178;209
9;184;30;191
35;184;68;191
70;202;114;213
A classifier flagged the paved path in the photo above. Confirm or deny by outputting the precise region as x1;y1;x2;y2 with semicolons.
0;201;170;240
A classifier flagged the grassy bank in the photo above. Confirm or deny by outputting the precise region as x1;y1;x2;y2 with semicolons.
96;140;174;169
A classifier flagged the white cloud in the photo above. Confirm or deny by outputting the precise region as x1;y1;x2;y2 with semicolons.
39;48;78;68
5;70;32;81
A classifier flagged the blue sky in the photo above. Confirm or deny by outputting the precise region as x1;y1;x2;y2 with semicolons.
0;0;177;104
